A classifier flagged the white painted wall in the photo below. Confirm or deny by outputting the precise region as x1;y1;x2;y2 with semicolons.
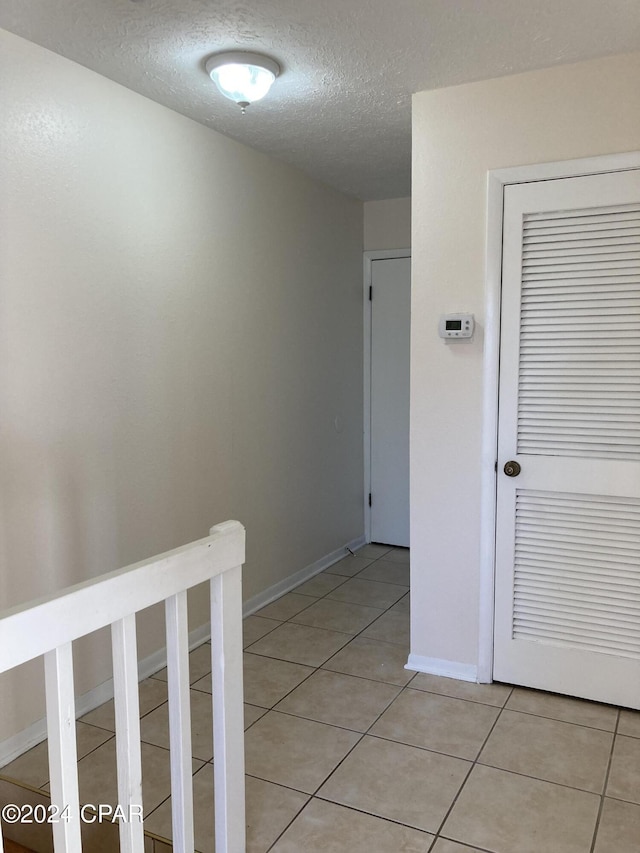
364;198;411;250
410;51;640;675
0;29;363;742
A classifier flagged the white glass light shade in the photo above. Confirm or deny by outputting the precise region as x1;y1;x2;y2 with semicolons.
205;52;280;110
212;63;275;104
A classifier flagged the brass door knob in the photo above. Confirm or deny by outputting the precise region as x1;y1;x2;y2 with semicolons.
504;460;521;477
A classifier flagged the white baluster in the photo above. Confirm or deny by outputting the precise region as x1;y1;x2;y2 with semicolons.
165;591;194;853
111;615;145;853
210;564;245;853
45;643;82;853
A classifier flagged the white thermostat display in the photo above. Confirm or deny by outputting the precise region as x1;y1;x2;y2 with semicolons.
439;313;475;340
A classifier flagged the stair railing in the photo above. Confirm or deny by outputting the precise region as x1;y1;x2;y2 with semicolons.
0;520;246;853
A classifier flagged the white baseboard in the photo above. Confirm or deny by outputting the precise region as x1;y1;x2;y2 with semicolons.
242;534;367;617
0;535;365;767
405;653;478;683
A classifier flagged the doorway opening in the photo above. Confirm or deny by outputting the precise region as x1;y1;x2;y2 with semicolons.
364;249;411;548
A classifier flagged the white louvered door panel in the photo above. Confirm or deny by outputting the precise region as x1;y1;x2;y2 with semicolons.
494;168;640;709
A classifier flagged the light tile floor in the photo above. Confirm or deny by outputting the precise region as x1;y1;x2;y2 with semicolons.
3;544;640;852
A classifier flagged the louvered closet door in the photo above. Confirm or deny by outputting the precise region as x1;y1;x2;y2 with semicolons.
493;168;640;709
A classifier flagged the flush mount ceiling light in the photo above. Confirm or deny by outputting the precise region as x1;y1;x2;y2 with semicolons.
205;51;280;114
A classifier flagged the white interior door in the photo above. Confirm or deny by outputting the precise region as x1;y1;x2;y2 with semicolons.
493;168;640;708
370;256;411;547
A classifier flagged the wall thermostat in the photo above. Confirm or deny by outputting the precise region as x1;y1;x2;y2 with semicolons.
439;313;475;340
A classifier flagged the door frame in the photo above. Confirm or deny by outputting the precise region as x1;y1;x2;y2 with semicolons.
363;248;411;544
478;151;640;683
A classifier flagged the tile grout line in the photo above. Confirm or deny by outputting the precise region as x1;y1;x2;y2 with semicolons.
257;545;637;852
428;835;496;853
428;684;515;846
254;547;410;728
589;706;620;853
241;555;409;746
302;667;447;840
242;581;408;722
262;552;430;848
480;704;620;734
292;666;509;847
262;795;311;853
245;562;410;670
263;676;420;852
450;751;615;797
261;546;413;851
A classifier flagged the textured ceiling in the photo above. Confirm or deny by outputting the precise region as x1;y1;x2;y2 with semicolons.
1;0;640;199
